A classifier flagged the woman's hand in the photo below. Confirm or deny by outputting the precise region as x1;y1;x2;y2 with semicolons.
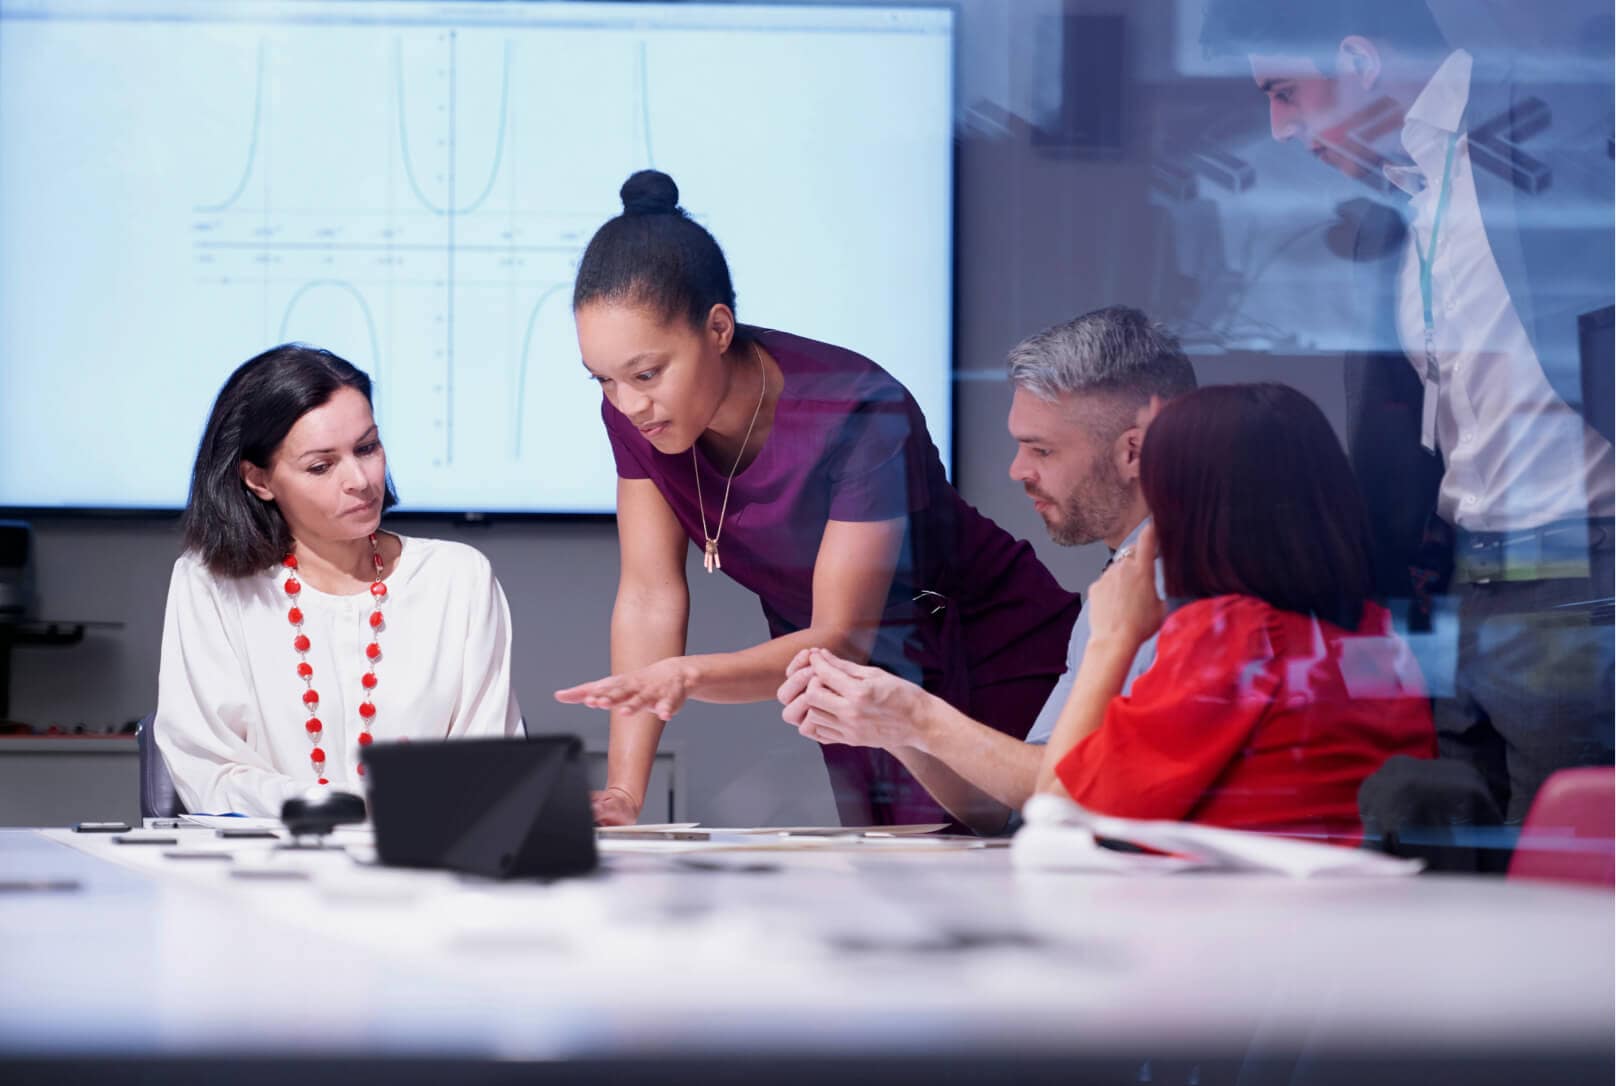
590;786;641;827
1085;521;1166;648
777;647;928;750
555;657;695;721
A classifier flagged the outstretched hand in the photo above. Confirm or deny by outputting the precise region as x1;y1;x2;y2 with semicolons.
554;657;692;721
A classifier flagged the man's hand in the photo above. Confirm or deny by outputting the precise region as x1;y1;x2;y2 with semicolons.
777;647;930;751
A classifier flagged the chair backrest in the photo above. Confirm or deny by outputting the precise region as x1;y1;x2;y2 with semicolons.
1508;767;1615;888
136;714;186;819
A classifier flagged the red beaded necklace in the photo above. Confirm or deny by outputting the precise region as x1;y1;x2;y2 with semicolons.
281;533;388;785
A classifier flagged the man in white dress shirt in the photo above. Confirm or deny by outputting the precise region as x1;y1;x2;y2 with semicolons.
1204;0;1615;823
778;306;1196;833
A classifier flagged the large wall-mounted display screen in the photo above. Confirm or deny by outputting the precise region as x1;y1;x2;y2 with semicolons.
0;0;954;513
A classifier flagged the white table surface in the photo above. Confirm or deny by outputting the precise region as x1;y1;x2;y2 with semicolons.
2;825;1611;1081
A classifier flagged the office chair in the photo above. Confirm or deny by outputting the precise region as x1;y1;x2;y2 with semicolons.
136;713;185;819
1508;767;1615;889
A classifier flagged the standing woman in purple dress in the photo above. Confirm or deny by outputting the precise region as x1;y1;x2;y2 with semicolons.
556;170;1080;828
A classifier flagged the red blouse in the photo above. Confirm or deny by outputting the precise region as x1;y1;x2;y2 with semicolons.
1055;595;1435;841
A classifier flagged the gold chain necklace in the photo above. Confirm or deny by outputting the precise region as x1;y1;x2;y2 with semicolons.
692;344;767;574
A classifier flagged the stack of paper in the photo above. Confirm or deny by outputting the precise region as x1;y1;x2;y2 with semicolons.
1012;794;1423;878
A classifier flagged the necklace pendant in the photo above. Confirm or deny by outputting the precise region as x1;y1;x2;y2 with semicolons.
703;538;720;574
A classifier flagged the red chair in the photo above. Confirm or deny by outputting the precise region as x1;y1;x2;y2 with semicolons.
1508;768;1615;888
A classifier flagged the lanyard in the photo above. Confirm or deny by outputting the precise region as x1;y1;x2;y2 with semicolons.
1415;130;1460;451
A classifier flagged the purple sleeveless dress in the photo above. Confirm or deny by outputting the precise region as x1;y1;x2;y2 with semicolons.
603;328;1081;827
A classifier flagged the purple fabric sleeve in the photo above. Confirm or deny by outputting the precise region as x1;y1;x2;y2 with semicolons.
825;396;931;523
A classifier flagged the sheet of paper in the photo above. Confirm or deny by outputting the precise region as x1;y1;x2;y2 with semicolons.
595;823;701;836
180;815;285;831
593;823;950;842
596;828;710;841
1012;795;1422;878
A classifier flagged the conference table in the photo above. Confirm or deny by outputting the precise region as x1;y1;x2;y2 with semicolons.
1;822;1611;1083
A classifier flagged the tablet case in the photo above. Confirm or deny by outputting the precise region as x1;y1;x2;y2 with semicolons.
364;735;598;879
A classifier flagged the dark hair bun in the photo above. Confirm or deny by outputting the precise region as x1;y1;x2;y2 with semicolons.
620;170;681;217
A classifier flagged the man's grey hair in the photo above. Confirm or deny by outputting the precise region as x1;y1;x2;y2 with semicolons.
1007;305;1197;410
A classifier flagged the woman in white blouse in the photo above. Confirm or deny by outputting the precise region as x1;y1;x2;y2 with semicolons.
156;344;523;815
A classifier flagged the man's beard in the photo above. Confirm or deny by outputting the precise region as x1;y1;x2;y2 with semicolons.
1039;459;1130;548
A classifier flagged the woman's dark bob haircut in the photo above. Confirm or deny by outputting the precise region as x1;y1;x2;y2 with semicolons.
181;343;398;578
1140;382;1375;631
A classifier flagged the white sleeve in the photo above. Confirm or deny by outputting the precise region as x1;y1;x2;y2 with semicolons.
448;553;524;739
153;559;304;816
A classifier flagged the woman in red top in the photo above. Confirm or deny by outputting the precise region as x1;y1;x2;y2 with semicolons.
1036;383;1436;840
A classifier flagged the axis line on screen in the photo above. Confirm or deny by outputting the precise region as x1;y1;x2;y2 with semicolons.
636;40;655;168
394;36;513;218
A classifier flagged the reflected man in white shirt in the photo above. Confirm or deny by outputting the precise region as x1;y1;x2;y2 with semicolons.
1203;0;1615;823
